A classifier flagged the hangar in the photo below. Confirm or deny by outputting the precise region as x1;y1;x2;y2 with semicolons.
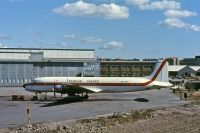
168;65;200;78
190;66;200;76
0;48;95;87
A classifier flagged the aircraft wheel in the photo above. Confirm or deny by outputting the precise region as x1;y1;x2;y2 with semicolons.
84;94;89;101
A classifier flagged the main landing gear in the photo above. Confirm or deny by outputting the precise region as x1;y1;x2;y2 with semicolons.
83;92;89;101
67;92;89;101
81;92;89;101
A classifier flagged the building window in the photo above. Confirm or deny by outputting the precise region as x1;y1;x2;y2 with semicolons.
24;79;28;83
20;79;23;83
28;79;32;83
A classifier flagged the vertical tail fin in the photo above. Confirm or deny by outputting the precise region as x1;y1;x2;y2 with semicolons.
147;60;169;82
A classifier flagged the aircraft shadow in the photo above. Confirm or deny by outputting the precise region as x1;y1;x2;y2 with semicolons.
133;98;149;102
40;96;84;107
40;96;150;107
87;98;133;102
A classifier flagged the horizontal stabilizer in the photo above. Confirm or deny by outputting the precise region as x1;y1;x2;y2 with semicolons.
80;86;102;93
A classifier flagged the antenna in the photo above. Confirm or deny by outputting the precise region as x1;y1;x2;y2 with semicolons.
40;43;43;50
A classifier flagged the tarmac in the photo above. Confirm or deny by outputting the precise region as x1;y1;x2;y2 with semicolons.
0;87;188;129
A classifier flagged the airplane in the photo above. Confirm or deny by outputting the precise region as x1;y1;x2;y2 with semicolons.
23;59;172;100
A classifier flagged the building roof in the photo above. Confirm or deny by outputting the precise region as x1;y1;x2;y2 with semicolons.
99;60;157;63
0;47;95;51
189;66;200;71
168;65;187;72
0;47;95;62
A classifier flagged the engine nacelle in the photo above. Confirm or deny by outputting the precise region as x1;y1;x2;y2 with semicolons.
54;84;70;94
54;84;65;90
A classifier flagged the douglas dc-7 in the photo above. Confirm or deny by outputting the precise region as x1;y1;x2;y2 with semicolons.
23;60;172;100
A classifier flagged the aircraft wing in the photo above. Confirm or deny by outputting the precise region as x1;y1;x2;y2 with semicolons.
79;86;102;93
56;84;102;94
151;81;172;89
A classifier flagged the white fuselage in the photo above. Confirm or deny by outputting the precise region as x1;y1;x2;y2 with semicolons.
24;60;172;93
25;76;167;93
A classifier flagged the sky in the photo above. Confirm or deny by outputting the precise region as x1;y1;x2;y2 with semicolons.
0;0;200;59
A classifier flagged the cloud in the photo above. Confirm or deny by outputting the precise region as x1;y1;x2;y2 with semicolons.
64;34;103;44
100;41;124;50
146;0;181;10
53;1;129;19
127;0;149;6
127;0;200;32
64;34;77;39
126;0;150;9
45;42;72;48
0;34;11;40
160;18;188;28
64;34;125;49
190;25;200;32
127;0;181;10
160;18;200;32
80;36;104;43
28;31;44;36
0;44;9;48
60;43;72;48
164;10;197;18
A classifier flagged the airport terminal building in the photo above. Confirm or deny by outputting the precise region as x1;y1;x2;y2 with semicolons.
0;48;95;87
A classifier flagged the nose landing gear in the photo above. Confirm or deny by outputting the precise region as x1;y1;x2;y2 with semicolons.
84;93;89;101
